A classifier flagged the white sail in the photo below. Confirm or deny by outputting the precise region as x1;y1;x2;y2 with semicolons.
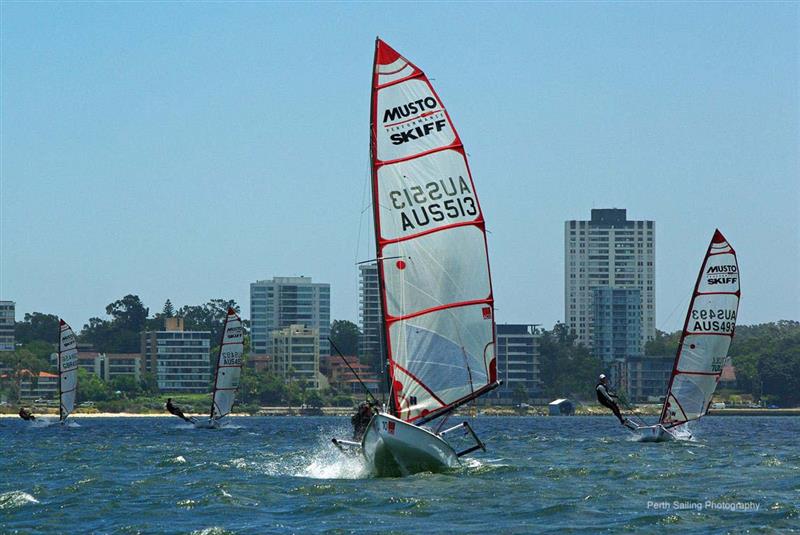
209;308;244;422
58;320;78;422
660;230;740;427
371;40;497;423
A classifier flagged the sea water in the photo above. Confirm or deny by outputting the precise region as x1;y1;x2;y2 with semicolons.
1;416;798;533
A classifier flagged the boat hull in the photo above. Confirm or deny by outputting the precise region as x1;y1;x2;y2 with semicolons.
634;424;674;442
362;413;459;477
193;418;220;429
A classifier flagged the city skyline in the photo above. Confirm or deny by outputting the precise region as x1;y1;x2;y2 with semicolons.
2;3;797;334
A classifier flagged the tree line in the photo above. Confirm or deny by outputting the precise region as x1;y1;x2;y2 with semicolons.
2;295;364;407
645;320;800;407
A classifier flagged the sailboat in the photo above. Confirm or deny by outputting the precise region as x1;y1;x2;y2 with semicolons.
194;308;244;429
332;38;501;476
632;230;740;442
58;319;79;425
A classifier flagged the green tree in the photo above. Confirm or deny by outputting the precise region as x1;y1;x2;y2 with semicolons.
76;368;112;402
645;329;681;356
511;383;528;405
178;299;241;344
0;347;51;402
139;372;160;395
110;375;142;397
538;322;602;401
330;320;359;356
15;312;60;345
305;389;324;408
106;295;149;332
162;299;175;318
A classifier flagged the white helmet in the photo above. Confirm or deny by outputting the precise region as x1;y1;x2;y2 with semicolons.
599;374;607;381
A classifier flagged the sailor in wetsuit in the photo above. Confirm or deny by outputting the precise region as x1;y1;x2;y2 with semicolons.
18;407;35;421
351;401;375;441
166;398;194;423
596;374;628;426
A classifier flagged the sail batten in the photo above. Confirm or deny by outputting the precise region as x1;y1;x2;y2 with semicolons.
371;39;496;423
209;308;244;422
659;229;740;426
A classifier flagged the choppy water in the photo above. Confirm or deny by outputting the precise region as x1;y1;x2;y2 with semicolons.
1;416;798;533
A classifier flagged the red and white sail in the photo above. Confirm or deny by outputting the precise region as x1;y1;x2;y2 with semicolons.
210;308;244;422
660;230;740;427
370;39;497;423
58;319;79;422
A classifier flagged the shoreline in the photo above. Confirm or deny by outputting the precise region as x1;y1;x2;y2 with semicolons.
2;408;798;418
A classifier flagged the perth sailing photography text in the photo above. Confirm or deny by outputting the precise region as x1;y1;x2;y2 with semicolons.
1;2;798;534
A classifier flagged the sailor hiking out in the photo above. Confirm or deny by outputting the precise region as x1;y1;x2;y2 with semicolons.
596;374;629;426
166;398;194;423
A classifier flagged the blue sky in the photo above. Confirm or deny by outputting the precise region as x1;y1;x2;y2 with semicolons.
1;2;797;332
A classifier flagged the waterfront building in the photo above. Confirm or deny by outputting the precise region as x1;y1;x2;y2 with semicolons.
625;355;674;402
593;287;643;378
490;324;542;405
320;354;381;395
358;264;384;376
565;208;655;352
0;301;15;352
271;324;324;389
250;276;330;358
140;317;211;393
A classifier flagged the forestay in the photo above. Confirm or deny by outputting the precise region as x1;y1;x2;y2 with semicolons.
209;308;244;422
370;39;497;423
58;320;79;422
660;230;740;427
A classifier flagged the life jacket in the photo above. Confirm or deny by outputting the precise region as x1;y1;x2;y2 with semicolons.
596;383;614;405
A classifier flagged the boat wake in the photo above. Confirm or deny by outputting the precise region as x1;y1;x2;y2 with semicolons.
299;440;369;479
29;418;57;428
0;491;39;510
231;427;370;480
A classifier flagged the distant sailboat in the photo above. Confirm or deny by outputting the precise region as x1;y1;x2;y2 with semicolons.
633;230;740;441
58;319;79;425
332;38;500;476
195;308;244;429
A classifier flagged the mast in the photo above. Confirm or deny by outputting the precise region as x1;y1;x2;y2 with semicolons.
369;36;394;414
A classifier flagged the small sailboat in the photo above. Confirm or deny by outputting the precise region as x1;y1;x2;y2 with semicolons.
194;308;244;429
631;230;740;442
332;39;500;476
58;319;79;425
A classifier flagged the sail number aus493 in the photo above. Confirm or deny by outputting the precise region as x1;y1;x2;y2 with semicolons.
690;308;736;333
221;351;242;366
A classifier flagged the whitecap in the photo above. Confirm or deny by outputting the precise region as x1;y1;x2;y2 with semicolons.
0;491;39;510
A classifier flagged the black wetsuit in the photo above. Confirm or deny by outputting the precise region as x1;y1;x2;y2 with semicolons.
18;408;35;421
596;383;625;424
166;399;192;423
351;403;373;441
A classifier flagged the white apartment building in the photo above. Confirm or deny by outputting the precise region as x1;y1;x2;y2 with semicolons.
271;324;323;389
0;301;14;351
565;209;655;353
358;264;384;376
250;277;330;357
141;317;210;393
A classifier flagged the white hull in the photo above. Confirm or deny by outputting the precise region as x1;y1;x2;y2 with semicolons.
634;424;674;442
193;418;220;429
362;413;459;477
